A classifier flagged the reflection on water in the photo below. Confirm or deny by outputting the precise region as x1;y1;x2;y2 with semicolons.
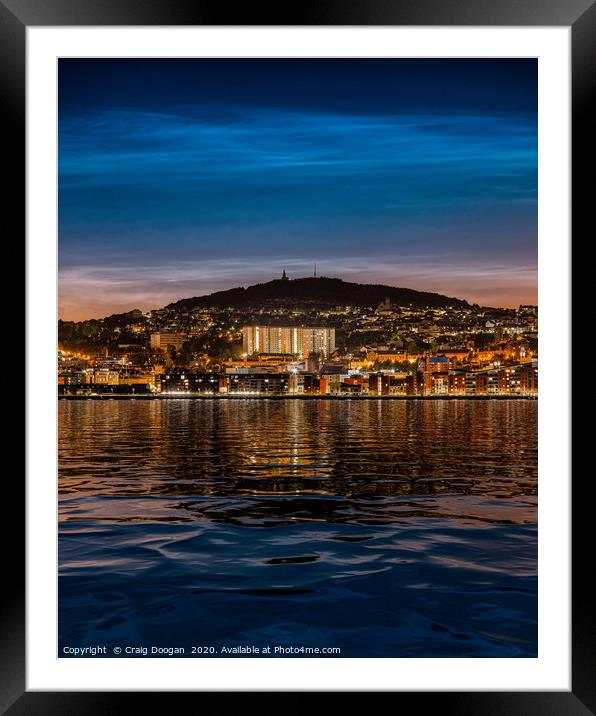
59;399;537;657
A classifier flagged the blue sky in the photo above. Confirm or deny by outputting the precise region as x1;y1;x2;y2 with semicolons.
59;59;537;320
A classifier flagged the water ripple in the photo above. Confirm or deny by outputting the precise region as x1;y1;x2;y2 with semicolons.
59;399;537;657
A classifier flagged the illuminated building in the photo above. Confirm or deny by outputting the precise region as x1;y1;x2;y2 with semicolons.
118;371;157;388
157;372;222;394
93;369;120;385
417;354;455;373
520;362;538;393
223;354;295;369
150;332;186;353
462;362;538;395
418;371;449;395
58;370;93;386
497;362;538;395
242;326;335;358
302;327;336;358
226;373;290;394
321;372;342;395
302;374;322;395
448;372;467;395
367;349;408;364
341;377;368;395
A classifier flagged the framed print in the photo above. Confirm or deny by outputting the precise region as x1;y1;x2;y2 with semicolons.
8;0;589;709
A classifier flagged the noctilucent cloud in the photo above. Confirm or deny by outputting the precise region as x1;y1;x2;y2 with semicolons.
59;59;537;321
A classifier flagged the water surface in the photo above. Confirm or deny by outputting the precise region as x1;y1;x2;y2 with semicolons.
59;399;537;657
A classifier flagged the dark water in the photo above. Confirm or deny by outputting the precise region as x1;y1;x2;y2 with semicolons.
59;399;537;657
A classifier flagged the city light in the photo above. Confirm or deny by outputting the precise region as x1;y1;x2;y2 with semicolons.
58;279;537;399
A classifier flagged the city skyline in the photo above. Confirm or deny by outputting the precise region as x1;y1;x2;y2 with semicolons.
59;58;537;321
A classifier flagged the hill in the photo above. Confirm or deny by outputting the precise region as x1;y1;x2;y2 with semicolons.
167;276;469;311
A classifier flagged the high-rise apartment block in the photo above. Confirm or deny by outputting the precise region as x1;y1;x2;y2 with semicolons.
242;326;336;358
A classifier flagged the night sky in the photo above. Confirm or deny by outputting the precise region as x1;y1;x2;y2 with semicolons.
59;59;537;321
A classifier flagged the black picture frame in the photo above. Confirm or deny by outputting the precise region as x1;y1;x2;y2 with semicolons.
8;0;588;709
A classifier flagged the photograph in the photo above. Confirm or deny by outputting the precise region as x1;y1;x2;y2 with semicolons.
57;57;538;659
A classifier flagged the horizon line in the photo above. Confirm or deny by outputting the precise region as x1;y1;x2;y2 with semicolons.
58;273;536;323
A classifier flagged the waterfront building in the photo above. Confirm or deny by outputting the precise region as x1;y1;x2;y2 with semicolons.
157;372;222;394
461;362;538;395
448;372;467;395
302;374;322;395
156;372;190;393
418;371;450;396
341;376;369;395
58;369;93;386
497;362;538;395
321;372;343;395
226;372;290;394
520;361;538;393
417;354;455;373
